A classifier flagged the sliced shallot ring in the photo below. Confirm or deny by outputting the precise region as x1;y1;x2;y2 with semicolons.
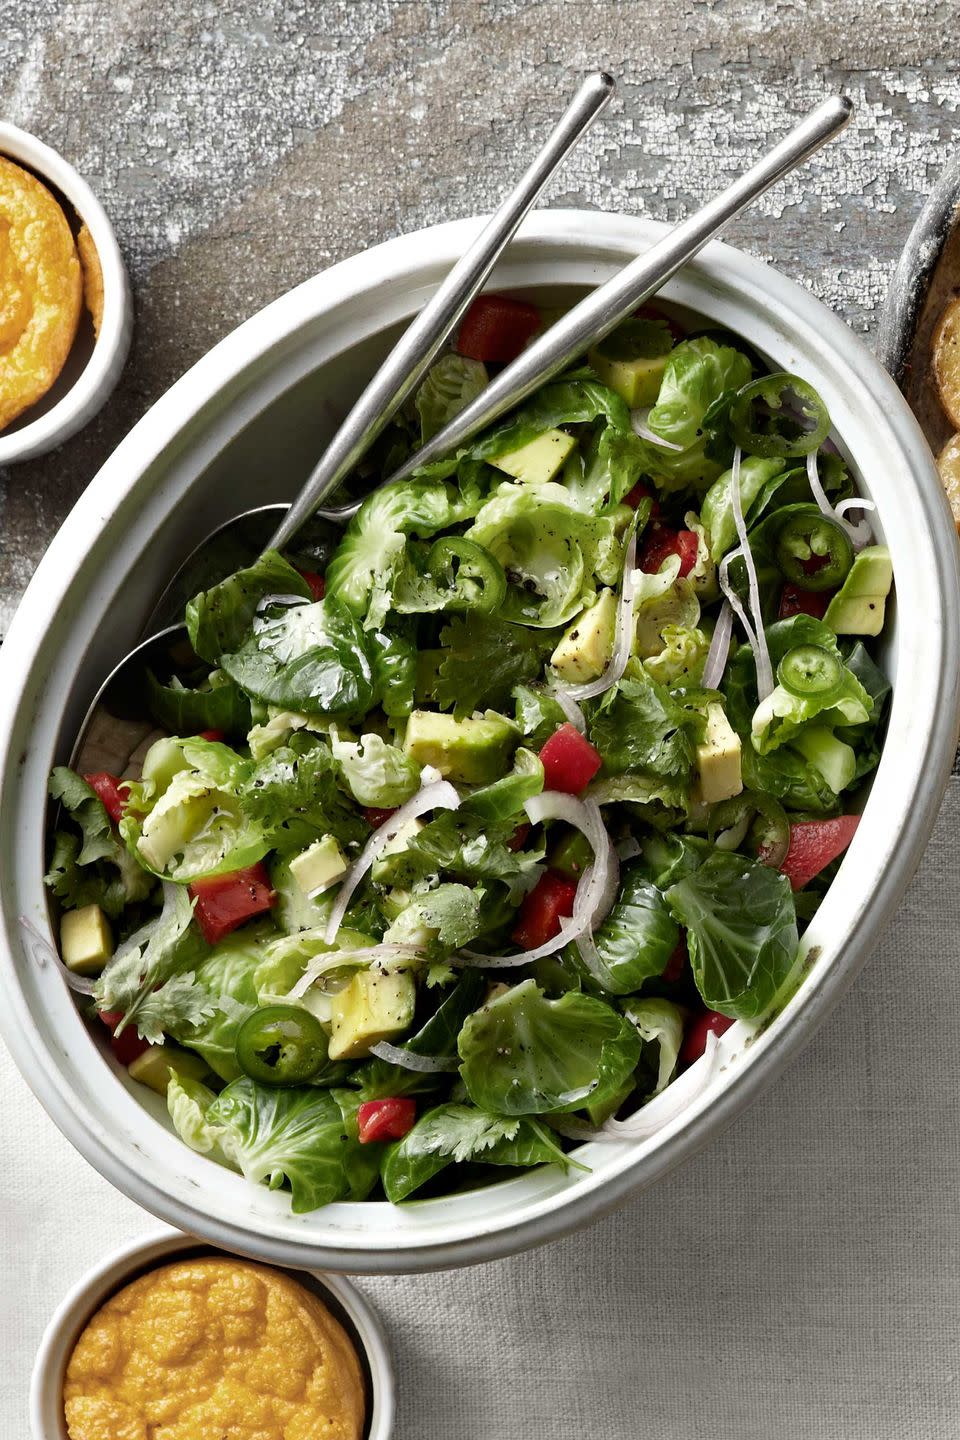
288;943;423;1000
806;450;873;548
602;1030;722;1139
459;793;617;969
550;686;587;733
701;598;734;692
324;779;461;945
631;407;684;451
552;528;639;703
368;1040;460;1073
729;445;773;700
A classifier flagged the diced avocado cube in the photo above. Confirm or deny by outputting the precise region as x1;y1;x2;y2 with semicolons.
588;349;669;408
380;887;413;922
790;726;856;795
695;703;742;804
328;968;417;1060
60;904;113;975
403;710;518;785
550;589;617;685
588;317;673;407
492;428;576;485
289;835;348;896
128;1042;212;1096
824;545;893;637
370;820;425;888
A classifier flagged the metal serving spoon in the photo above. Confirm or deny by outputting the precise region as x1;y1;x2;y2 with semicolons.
72;92;852;773
70;71;615;770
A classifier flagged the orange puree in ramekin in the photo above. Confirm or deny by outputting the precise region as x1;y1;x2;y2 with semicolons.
63;1257;365;1440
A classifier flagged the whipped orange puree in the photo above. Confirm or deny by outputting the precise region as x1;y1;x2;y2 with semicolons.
63;1257;365;1440
0;155;81;431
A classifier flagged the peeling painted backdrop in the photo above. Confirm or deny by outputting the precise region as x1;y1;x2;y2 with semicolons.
0;0;956;632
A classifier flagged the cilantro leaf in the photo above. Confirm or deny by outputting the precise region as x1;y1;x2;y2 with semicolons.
436;613;554;718
45;768;154;918
382;1102;571;1202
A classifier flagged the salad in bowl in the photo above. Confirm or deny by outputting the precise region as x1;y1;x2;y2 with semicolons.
44;294;893;1215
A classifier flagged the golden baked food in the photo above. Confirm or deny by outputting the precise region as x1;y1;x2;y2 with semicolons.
63;1257;366;1440
933;294;960;431
0;155;82;431
936;432;960;534
77;222;104;337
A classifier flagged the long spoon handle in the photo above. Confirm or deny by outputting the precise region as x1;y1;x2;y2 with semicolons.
267;70;615;552
379;94;853;489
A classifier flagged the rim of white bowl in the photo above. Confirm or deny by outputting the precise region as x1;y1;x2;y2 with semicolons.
1;210;958;1273
30;1229;395;1440
0;121;132;463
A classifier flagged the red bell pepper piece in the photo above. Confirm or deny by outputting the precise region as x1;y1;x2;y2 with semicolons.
639;522;699;579
363;806;397;829
198;729;225;742
778;816;860;891
512;871;578;950
539;723;602;795
778;583;831;621
298;569;326;602
83;772;127;824
680;1010;734;1067
623;480;661;519
189;863;276;944
456;294;541;363
357;1097;417;1144
98;1010;150;1066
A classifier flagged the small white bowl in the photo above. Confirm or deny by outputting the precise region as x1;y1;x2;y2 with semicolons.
30;1230;395;1440
0;121;132;464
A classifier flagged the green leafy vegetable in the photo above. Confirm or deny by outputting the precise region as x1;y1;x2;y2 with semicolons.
45;768;153;918
381;1102;569;1203
220;596;377;720
241;734;367;851
146;668;251;738
186;550;311;664
701;456;786;559
575;863;680;995
328;727;421;808
622;997;685;1096
645;338;753;487
665;850;799;1020
167;930;267;1080
94;882;211;1042
588;673;704;785
324;477;478;627
416;354;488;443
436;613;555;718
466;482;621;628
458;979;642;1115
120;738;267;882
202;1079;380;1213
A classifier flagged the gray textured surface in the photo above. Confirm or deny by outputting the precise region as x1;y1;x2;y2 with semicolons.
2;3;960;1437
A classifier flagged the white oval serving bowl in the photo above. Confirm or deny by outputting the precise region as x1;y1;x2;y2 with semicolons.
0;121;132;464
1;211;958;1273
30;1230;395;1439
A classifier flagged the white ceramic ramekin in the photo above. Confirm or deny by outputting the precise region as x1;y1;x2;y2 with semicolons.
0;121;132;463
30;1230;395;1440
0;212;958;1273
